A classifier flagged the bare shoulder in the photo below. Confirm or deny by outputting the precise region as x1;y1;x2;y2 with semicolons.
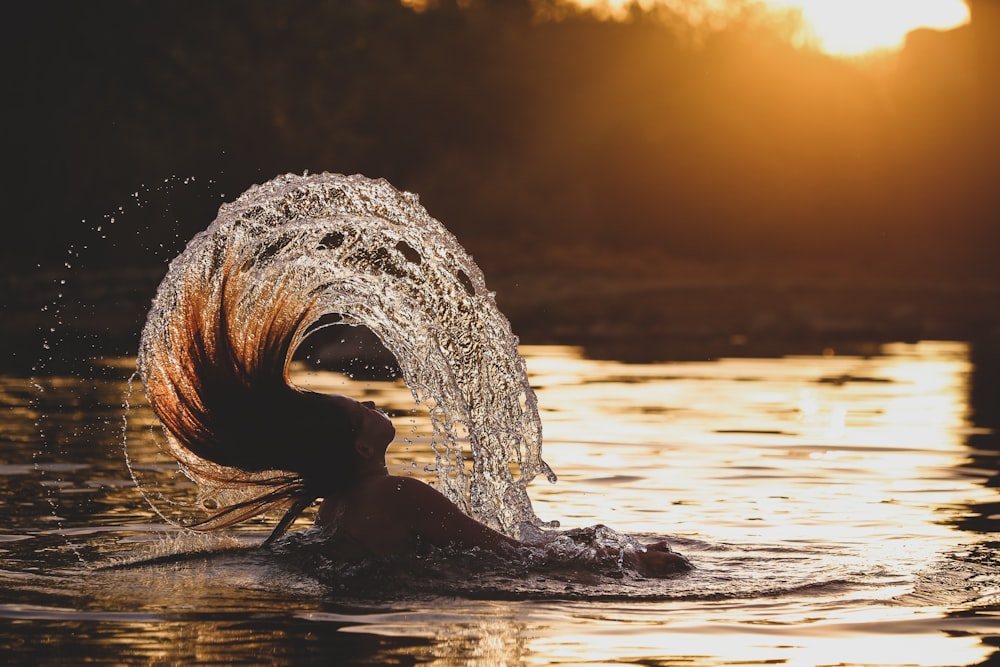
380;475;520;552
361;475;462;520
384;475;453;504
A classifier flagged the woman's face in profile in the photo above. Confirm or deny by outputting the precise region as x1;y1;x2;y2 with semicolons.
328;395;396;452
356;399;396;448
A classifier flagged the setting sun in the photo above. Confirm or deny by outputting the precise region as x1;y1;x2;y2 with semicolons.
767;0;971;56
558;0;971;57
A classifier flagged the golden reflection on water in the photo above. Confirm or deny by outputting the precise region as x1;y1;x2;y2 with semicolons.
298;598;992;667
523;341;985;544
320;601;533;666
6;341;997;666
289;340;995;666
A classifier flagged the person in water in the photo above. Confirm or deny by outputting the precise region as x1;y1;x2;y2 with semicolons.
308;394;690;576
139;242;689;577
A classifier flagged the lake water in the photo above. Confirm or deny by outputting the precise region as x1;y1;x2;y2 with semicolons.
2;340;998;665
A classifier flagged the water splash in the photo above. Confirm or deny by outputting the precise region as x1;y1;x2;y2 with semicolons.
135;173;556;536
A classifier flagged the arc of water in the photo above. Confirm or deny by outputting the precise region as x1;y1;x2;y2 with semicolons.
137;173;555;536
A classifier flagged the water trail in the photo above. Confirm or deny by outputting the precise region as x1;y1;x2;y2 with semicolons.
134;173;556;537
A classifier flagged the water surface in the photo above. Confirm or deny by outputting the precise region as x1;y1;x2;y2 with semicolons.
2;341;998;665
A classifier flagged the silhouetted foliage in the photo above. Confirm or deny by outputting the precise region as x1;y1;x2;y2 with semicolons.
4;0;998;281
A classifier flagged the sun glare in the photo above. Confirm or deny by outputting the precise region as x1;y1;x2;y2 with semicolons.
767;0;971;56
555;0;971;57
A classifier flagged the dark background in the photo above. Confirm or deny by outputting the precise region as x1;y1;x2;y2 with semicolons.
3;0;999;361
4;3;997;638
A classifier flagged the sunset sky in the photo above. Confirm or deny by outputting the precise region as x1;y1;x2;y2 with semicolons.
560;0;971;55
768;0;969;54
4;0;997;284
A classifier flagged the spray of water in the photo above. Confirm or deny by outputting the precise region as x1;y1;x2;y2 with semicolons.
134;173;556;537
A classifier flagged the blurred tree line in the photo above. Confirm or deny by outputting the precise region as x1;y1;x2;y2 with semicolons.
5;0;999;282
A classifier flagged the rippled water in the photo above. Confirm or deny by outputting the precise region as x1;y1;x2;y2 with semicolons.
3;340;997;665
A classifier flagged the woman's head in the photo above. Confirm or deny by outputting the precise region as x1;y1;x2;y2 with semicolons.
322;394;396;460
276;391;396;495
139;237;397;530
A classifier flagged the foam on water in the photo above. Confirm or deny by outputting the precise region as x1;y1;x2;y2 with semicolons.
135;173;555;537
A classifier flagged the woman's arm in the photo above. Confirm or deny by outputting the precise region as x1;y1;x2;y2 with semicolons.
382;477;691;574
320;475;689;576
620;540;691;576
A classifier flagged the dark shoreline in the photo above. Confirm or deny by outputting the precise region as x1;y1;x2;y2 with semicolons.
5;264;999;374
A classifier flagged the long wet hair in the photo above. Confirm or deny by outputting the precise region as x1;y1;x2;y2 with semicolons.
139;235;360;542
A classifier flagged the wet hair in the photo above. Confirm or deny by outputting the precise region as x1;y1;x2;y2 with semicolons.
139;237;361;541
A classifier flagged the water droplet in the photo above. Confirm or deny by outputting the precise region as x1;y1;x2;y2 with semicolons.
136;173;550;535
